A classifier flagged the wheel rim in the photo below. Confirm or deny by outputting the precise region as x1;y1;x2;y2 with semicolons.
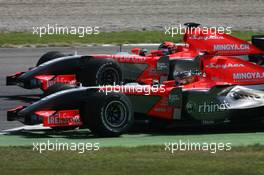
103;100;127;129
100;67;119;85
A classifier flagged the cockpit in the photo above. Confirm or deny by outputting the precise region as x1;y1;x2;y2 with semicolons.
174;71;199;85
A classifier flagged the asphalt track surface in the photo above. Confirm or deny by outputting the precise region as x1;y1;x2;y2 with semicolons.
0;0;263;32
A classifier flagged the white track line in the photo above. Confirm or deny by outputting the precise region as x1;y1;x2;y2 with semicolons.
1;124;50;135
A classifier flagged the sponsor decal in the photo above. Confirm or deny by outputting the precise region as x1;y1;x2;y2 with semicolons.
47;76;76;88
189;35;224;40
214;44;250;51
48;114;81;125
198;101;230;113
35;75;76;90
44;110;82;126
110;55;146;62
233;72;264;80
206;63;244;69
186;101;230;113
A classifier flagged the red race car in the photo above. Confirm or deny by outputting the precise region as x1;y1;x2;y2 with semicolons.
7;52;264;136
6;23;264;92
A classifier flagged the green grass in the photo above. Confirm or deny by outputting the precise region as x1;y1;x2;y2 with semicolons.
0;31;263;47
0;145;263;175
1;130;264;147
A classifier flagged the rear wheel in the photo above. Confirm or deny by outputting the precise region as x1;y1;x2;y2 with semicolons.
37;51;66;66
81;92;133;137
78;59;122;86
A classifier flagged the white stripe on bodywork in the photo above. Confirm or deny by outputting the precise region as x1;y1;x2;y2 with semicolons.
1;124;50;135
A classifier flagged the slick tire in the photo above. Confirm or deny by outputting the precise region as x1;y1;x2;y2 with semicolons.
42;83;75;97
81;92;134;137
78;59;122;86
37;51;66;66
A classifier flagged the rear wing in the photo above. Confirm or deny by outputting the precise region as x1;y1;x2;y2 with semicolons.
183;23;263;56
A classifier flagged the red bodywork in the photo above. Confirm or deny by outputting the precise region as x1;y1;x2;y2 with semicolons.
14;26;262;91
184;27;263;56
201;55;264;85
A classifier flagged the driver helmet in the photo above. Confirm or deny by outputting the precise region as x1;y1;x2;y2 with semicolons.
158;41;177;55
139;48;148;56
174;71;196;85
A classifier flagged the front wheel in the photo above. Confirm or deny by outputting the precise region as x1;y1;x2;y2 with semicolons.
37;51;66;66
81;92;134;137
78;59;122;86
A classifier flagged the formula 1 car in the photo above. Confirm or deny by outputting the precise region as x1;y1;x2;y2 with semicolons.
6;23;264;92
7;53;264;136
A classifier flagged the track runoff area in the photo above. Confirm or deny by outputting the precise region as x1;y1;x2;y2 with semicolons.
1;126;264;149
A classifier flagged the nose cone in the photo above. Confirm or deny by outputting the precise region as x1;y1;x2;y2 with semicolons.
18;87;88;116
